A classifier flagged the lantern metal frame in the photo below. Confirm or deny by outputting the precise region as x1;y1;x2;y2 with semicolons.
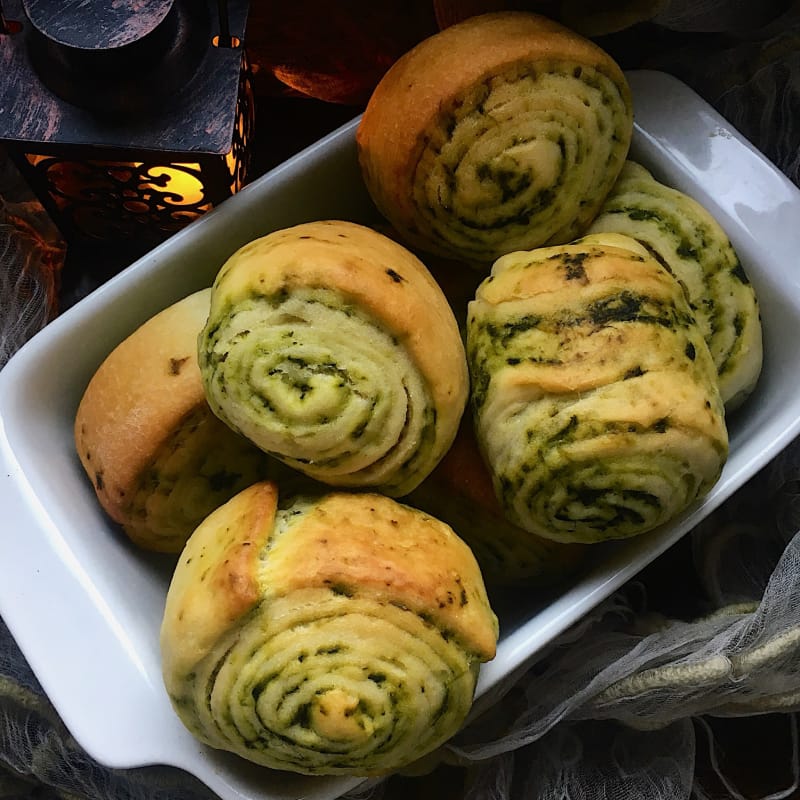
0;0;253;259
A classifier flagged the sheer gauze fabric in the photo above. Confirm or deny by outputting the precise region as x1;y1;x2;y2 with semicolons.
435;463;800;800
3;1;800;797
0;147;62;369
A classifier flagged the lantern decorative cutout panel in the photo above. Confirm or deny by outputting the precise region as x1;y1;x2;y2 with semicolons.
0;0;253;256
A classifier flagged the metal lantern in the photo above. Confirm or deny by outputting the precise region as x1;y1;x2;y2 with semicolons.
0;0;253;264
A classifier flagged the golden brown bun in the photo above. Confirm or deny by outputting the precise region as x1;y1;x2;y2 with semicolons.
160;482;498;776
357;11;633;264
467;233;729;543
74;290;297;552
198;220;469;496
371;221;484;332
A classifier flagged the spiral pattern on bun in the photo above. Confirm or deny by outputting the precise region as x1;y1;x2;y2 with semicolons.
74;289;295;553
160;483;498;776
467;233;729;543
198;220;469;496
357;11;633;265
585;160;763;411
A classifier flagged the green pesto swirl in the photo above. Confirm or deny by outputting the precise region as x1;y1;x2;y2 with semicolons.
124;407;304;553
586;160;763;410
482;400;722;542
174;592;480;776
199;288;437;496
466;237;729;544
411;62;632;261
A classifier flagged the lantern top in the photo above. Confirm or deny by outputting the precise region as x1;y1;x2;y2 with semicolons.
0;0;249;156
22;0;174;50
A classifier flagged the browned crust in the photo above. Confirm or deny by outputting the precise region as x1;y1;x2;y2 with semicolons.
160;481;279;682
73;289;212;525
161;485;498;681
262;492;498;660
356;11;631;247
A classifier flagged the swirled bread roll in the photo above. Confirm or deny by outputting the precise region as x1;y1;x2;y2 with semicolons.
585;160;763;410
160;482;498;776
356;11;633;265
467;233;729;544
198;220;469;496
409;418;586;587
74;290;303;553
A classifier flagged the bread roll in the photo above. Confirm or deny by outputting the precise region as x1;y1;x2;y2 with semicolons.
160;482;498;776
466;233;729;544
409;418;586;587
585;160;763;411
356;11;633;265
74;290;302;553
198;220;469;496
